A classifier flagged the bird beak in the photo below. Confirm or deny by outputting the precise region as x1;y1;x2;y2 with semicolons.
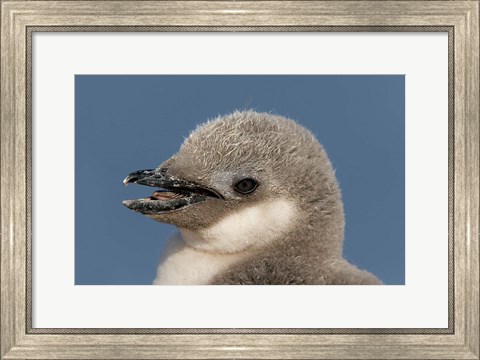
122;168;222;214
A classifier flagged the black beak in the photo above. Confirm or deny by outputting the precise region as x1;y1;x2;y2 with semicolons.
122;168;222;214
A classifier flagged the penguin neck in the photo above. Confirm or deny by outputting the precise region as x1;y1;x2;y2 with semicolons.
180;198;299;254
298;193;345;259
177;195;345;259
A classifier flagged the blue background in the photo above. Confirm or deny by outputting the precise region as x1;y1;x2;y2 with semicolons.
75;75;405;285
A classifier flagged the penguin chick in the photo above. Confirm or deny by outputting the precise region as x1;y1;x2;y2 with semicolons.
123;111;382;285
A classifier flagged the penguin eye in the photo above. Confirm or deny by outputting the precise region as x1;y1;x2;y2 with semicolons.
234;178;258;194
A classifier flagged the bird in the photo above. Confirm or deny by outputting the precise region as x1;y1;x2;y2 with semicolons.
123;111;382;285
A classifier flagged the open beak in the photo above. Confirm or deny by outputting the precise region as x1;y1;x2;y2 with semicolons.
122;168;222;214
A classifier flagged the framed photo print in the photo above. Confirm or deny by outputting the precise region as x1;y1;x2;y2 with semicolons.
1;1;478;359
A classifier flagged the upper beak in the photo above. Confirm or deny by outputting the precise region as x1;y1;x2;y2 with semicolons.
123;168;222;198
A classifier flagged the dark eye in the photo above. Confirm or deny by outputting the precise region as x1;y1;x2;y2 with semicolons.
234;178;258;194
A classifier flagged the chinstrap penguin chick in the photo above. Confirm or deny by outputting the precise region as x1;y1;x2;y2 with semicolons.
123;111;382;285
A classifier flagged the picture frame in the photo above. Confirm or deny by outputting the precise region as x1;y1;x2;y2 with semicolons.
1;1;478;359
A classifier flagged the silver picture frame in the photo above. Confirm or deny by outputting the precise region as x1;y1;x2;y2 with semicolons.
1;1;478;359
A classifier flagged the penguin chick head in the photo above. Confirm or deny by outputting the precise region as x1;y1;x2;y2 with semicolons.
123;111;344;255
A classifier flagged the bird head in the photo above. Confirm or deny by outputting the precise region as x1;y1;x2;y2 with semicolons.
123;111;344;254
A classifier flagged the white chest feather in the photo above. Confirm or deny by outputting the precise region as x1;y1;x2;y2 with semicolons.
181;199;297;253
153;233;249;285
153;198;297;285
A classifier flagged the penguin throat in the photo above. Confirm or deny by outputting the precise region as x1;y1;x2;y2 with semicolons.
180;198;298;254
